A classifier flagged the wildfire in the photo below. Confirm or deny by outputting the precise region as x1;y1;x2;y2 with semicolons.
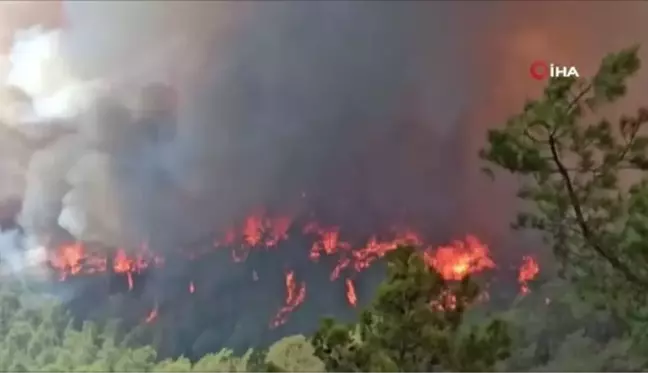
518;256;540;295
423;235;495;280
271;270;306;328
305;223;422;280
45;207;541;326
126;272;133;291
48;242;160;293
345;279;357;307
217;210;293;262
145;304;159;324
49;242;86;280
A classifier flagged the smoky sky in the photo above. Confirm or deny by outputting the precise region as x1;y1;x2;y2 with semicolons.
177;2;474;238
43;1;648;254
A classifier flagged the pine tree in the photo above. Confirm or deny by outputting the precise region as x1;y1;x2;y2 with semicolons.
311;246;510;372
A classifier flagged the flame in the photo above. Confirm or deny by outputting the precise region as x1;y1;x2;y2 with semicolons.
216;211;293;262
304;223;349;261
48;242;160;291
241;210;292;247
271;270;306;328
424;235;495;281
306;224;421;280
126;272;133;291
518;256;540;295
145;304;158;324
49;242;85;280
46;207;539;325
243;214;263;247
345;279;357;307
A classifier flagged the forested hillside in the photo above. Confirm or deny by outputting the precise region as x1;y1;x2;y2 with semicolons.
3;46;648;372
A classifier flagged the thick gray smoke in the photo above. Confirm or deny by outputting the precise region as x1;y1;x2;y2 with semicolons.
170;2;476;241
18;2;480;255
7;1;648;264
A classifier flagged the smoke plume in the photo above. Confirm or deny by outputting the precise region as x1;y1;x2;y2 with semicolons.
2;0;648;280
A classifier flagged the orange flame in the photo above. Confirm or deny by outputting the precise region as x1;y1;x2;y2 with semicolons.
49;242;85;280
126;272;133;291
345;279;357;307
243;214;264;247
46;206;539;324
271;270;306;328
518;256;539;295
145;304;158;323
216;211;293;262
424;235;495;281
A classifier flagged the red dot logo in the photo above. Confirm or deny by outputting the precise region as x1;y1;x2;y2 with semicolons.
529;60;549;80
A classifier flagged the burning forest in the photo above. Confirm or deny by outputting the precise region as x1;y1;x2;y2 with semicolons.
0;1;647;370
46;209;539;329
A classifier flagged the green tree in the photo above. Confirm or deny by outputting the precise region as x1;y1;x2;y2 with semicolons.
311;246;511;372
480;46;648;317
498;276;647;371
265;335;324;372
0;283;263;372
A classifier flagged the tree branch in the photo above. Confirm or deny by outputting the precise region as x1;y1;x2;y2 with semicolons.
547;133;648;287
566;83;593;115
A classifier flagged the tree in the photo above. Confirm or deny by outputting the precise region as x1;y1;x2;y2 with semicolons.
0;283;262;372
311;246;511;372
480;47;648;317
265;335;324;372
497;275;647;371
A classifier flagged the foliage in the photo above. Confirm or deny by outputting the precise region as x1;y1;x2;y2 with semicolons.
480;46;648;315
0;285;258;372
311;246;511;372
497;277;647;371
265;334;324;372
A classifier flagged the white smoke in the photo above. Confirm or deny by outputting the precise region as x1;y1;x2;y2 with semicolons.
3;6;193;264
58;150;125;247
0;23;121;273
0;226;49;280
4;26;93;125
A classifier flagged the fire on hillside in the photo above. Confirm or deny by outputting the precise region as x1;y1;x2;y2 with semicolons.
47;208;539;328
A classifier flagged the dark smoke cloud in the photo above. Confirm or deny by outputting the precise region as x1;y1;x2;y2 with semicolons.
178;2;476;239
19;1;648;260
51;2;482;253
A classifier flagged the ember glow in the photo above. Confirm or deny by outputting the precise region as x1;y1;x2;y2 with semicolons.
345;279;357;307
424;235;495;281
145;304;159;324
45;208;538;327
217;210;293;263
271;270;307;328
518;256;540;295
48;243;161;284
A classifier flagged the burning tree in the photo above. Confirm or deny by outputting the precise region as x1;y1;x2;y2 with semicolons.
480;47;648;319
311;246;511;372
